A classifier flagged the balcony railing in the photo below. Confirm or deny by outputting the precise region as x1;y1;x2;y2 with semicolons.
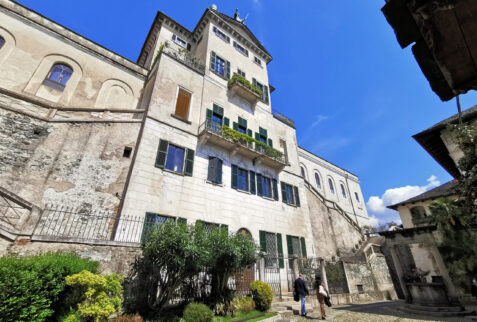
153;41;205;74
227;74;263;104
272;110;295;128
199;120;286;165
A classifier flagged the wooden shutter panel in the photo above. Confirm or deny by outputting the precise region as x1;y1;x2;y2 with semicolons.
252;78;257;87
277;233;284;268
272;179;279;201
249;171;256;195
256;173;263;196
177;217;187;224
210;51;216;71
155;140;169;168
206;108;212;124
259;230;267;252
186;43;191;51
217;158;223;184
226;60;231;79
213;104;224;116
213;26;217;33
233;122;238;131
184;149;195;176
141;212;157;243
238;117;247;128
268;138;273;148
259;127;268;138
231;164;238;189
223;117;230;127
255;132;260;141
286;235;293;256
281;182;287;203
263;85;269;104
207;157;216;182
247;129;253;137
172;34;176;41
293;186;300;206
300;237;307;258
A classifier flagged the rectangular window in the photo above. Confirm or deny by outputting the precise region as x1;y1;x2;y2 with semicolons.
172;34;187;48
279;139;288;163
196;220;227;235
237;167;249;191
141;213;175;242
233;41;249;56
155;140;194;176
207;156;223;184
210;51;231;79
262;176;271;198
174;88;191;120
165;144;185;173
237;117;247;133
281;182;300;207
357;285;364;294
213;26;230;43
237;69;246;78
355;192;360;203
215;56;225;77
254;56;262;66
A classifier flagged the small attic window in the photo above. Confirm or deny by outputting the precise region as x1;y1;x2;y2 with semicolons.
43;63;73;91
254;56;262;66
172;34;191;50
213;26;230;43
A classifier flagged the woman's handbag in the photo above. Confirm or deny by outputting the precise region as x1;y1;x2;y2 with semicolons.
324;296;332;307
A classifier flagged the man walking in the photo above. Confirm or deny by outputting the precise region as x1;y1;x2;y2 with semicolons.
294;273;309;316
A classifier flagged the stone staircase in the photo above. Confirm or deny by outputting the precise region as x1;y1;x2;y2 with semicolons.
271;293;314;319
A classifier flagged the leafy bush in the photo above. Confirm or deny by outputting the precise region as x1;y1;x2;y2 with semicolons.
227;297;241;317
182;303;214;322
239;296;256;313
64;270;123;322
228;74;263;96
250;281;273;311
0;253;98;321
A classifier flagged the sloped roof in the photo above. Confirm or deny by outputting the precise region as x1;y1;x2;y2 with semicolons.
413;105;477;178
387;180;459;210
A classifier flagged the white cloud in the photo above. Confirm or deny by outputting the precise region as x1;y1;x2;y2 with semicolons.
368;215;380;227
366;175;441;224
311;114;330;128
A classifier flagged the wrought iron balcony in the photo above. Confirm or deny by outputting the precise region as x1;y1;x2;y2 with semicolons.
153;41;205;74
198;120;286;169
227;74;263;104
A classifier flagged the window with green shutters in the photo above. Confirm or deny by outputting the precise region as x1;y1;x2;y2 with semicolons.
207;156;222;184
272;179;279;201
249;171;256;195
281;182;300;207
155;139;194;176
141;213;176;243
210;50;231;79
206;104;228;131
196;220;227;235
259;230;281;268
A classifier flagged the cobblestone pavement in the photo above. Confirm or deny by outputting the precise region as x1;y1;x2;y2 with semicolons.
286;301;477;322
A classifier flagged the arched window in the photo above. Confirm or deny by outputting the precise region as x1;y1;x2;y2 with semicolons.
328;178;335;195
314;173;321;189
43;63;73;90
301;167;305;178
354;192;360;203
410;206;426;220
340;183;347;199
0;36;5;50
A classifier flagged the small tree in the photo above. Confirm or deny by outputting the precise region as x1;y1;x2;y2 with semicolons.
205;227;257;305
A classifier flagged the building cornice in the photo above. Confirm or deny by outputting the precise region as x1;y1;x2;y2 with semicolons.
1;0;148;78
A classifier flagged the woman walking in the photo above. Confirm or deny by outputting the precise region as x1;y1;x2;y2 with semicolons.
314;275;328;320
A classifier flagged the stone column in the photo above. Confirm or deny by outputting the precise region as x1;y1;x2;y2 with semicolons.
293;257;299;277
320;258;329;290
258;256;265;282
389;245;411;301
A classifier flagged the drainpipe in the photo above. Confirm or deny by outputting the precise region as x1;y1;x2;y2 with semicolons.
345;174;359;226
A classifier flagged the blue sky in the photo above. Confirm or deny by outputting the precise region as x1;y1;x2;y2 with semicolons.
16;0;477;225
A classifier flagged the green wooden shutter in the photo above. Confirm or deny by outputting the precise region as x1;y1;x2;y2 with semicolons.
177;217;187;224
206;109;212;126
217;159;223;184
256;173;263;196
247;129;253;137
259;127;268;138
155;140;169;168
250;171;256;195
223;117;229;127
233;122;238;131
281;182;287;203
263;85;269;104
238;117;247;128
141;212;157;243
286;235;293;256
210;51;216;71
207;157;216;182
226;60;231;79
294;186;300;206
213;104;223;116
277;233;284;268
300;237;307;258
268;138;273;148
259;230;267;252
231;164;238;188
252;78;257;87
272;179;279;201
184;149;194;176
255;132;260;141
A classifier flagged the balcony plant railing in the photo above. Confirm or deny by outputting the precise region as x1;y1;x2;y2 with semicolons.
228;74;263;96
199;120;285;164
152;41;205;74
272;110;295;128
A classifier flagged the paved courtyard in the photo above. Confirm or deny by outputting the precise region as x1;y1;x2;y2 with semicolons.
286;301;477;322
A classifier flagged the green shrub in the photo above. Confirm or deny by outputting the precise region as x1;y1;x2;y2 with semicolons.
0;253;98;322
250;281;273;311
182;303;214;322
65;270;124;322
239;296;256;313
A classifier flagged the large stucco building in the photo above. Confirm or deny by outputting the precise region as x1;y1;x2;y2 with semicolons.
0;1;394;298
